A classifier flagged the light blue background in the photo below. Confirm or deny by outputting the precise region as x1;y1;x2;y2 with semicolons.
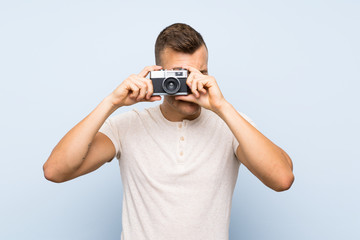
1;0;359;239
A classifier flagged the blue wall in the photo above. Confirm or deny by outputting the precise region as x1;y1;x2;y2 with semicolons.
1;0;359;239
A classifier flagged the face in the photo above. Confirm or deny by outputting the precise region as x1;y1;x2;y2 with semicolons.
159;45;208;120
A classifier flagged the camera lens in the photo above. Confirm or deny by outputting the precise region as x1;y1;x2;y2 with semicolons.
162;77;180;94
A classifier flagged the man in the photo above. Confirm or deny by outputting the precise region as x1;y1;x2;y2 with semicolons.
43;23;294;240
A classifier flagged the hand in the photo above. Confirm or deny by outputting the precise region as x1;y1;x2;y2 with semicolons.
110;65;162;108
175;65;227;112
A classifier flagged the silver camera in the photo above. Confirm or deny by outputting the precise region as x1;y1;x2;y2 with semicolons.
150;69;191;95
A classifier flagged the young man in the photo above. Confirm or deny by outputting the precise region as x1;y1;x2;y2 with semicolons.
44;23;294;240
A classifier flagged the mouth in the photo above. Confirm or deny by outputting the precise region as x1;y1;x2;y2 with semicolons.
178;99;198;106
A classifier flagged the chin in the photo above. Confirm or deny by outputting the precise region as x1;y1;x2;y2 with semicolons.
177;100;201;116
163;96;201;119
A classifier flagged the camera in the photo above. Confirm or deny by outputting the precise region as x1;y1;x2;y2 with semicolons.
150;69;191;96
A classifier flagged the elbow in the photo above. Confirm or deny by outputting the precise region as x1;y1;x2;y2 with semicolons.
43;162;66;183
273;172;295;192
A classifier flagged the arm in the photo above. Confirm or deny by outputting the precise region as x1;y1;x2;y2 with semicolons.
43;65;162;183
175;65;294;192
43;96;117;183
216;102;294;191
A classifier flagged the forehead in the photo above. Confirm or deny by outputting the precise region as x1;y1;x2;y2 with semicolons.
160;45;208;70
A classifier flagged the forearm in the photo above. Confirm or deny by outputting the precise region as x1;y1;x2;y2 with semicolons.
44;95;118;179
215;101;294;191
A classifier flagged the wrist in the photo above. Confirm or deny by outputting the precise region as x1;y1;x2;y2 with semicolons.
103;94;122;113
213;100;233;118
212;98;230;114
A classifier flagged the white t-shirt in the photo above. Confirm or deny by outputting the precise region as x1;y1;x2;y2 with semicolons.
99;105;257;240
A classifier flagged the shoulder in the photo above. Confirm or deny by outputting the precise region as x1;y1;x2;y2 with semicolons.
105;109;137;126
106;105;161;128
109;105;158;120
201;107;258;129
198;108;227;129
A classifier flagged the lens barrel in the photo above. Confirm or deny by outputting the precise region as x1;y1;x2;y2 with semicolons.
162;77;181;94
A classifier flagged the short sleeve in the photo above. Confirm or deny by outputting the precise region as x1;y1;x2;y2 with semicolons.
99;111;133;160
232;112;259;157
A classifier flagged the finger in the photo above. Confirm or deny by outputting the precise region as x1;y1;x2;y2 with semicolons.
139;95;161;102
187;71;203;85
186;72;195;88
191;78;200;98
182;65;201;74
138;65;162;78
128;82;140;99
197;80;207;94
143;78;154;100
124;74;137;91
133;78;147;101
148;96;162;102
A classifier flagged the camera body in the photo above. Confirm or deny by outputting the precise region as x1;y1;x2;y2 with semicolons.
150;69;191;96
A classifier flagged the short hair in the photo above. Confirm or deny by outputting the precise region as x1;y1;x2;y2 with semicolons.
155;23;207;65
